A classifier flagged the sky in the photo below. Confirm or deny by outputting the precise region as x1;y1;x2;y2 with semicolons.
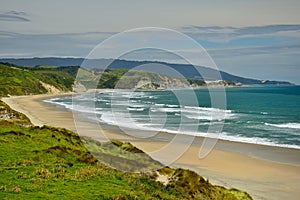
1;0;300;84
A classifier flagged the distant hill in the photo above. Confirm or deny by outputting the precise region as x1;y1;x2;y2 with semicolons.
0;57;293;85
95;68;208;90
1;57;84;67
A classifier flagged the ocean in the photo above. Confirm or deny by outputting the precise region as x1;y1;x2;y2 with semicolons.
45;85;300;149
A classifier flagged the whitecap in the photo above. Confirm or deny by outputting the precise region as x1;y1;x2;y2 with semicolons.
166;104;180;108
127;107;145;111
265;123;300;129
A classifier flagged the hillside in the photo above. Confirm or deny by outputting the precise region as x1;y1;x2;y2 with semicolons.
0;100;252;199
0;63;75;97
0;57;293;85
1;58;293;96
0;63;48;96
1;63;236;96
96;68;209;89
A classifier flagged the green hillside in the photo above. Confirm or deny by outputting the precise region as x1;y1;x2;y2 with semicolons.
0;63;48;96
97;68;129;89
0;57;293;85
0;63;252;199
1;63;195;96
0;63;76;97
0;100;252;199
1;62;238;97
96;68;206;89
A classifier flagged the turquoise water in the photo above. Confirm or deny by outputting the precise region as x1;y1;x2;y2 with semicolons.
46;86;300;149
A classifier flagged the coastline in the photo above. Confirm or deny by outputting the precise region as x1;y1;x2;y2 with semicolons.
2;93;300;200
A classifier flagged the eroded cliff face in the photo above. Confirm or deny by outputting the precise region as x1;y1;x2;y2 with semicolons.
39;81;63;94
74;68;241;91
131;76;190;89
116;75;240;90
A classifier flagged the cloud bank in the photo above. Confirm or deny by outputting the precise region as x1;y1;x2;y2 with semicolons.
0;10;30;22
0;24;299;84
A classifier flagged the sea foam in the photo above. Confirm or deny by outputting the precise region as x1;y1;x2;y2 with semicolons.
265;123;300;129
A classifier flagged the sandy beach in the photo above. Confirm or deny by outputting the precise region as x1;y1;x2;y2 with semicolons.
2;94;300;200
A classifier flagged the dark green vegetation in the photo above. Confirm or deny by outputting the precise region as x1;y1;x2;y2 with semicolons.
157;167;253;200
84;138;163;172
97;68;129;89
1;62;241;96
0;57;293;85
0;63;48;96
0;63;76;97
96;69;242;89
1;63;201;96
28;65;77;91
187;78;206;86
1;122;177;199
0;101;252;199
96;68;199;89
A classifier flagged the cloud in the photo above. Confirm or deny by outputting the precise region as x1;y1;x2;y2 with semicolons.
178;24;300;62
207;43;300;58
234;24;300;36
0;10;30;22
180;24;300;43
0;26;299;84
177;25;300;84
0;31;114;58
184;24;300;35
1;25;300;58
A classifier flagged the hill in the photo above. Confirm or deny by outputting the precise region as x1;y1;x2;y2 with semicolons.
0;100;252;199
0;57;293;85
0;63;236;97
0;63;76;97
96;68;209;89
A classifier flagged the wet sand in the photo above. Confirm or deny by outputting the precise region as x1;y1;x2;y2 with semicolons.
2;94;300;200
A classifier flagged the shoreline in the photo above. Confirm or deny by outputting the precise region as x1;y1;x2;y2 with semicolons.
8;92;299;166
2;93;300;200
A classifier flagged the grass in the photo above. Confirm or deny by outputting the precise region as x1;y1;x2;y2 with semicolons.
0;63;48;96
0;101;31;126
157;167;252;200
0;63;75;97
97;68;207;89
0;62;240;98
0;97;253;199
83;138;163;172
0;122;185;199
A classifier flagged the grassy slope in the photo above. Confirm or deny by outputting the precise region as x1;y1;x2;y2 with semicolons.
0;122;179;199
0;101;252;199
0;100;32;126
0;63;48;96
1;62;208;96
0;63;75;97
29;65;77;91
0;62;251;199
97;68;207;89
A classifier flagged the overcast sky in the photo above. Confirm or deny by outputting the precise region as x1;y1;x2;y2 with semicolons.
1;0;300;84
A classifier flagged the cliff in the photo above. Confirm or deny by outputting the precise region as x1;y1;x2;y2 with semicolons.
0;57;294;85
